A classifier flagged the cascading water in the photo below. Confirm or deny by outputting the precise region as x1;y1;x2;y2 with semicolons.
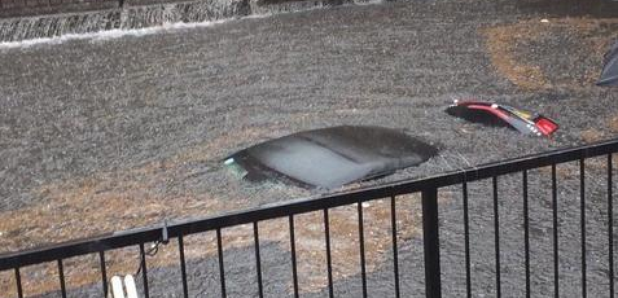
0;0;377;44
0;0;249;42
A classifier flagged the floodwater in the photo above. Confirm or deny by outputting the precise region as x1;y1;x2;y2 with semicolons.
1;0;618;296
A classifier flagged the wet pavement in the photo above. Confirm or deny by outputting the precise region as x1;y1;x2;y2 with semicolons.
1;0;618;296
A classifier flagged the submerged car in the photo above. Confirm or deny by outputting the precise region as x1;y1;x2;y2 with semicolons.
598;39;618;87
224;125;438;189
446;100;559;137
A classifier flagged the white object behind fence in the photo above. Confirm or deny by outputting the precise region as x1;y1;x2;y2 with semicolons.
109;275;139;298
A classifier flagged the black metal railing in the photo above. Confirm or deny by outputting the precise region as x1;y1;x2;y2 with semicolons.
2;138;618;297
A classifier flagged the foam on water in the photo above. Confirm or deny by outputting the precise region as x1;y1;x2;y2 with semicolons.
0;18;232;49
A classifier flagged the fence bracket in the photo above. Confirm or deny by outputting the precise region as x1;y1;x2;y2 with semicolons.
161;220;169;245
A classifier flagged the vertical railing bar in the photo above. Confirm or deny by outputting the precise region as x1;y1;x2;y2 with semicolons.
493;176;501;298
289;215;299;298
358;202;368;298
609;154;615;298
178;234;189;298
57;259;67;298
99;251;108;298
422;188;442;298
581;158;587;298
253;222;264;298
462;181;472;298
324;208;335;298
216;228;227;298
552;164;559;298
523;170;531;298
391;195;401;298
139;243;150;298
15;267;23;298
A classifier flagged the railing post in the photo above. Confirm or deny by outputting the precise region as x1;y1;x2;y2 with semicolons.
422;188;442;298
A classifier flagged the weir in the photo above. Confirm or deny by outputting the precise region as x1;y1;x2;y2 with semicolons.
0;0;374;43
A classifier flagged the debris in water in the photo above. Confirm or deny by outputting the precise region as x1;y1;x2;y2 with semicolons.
598;39;618;87
225;125;438;189
446;100;558;137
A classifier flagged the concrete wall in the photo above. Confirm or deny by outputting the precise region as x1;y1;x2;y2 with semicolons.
122;0;192;7
0;0;251;18
0;0;119;18
0;0;354;19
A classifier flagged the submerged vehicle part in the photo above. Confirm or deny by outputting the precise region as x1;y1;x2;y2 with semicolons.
598;40;618;87
446;100;558;137
225;125;438;189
